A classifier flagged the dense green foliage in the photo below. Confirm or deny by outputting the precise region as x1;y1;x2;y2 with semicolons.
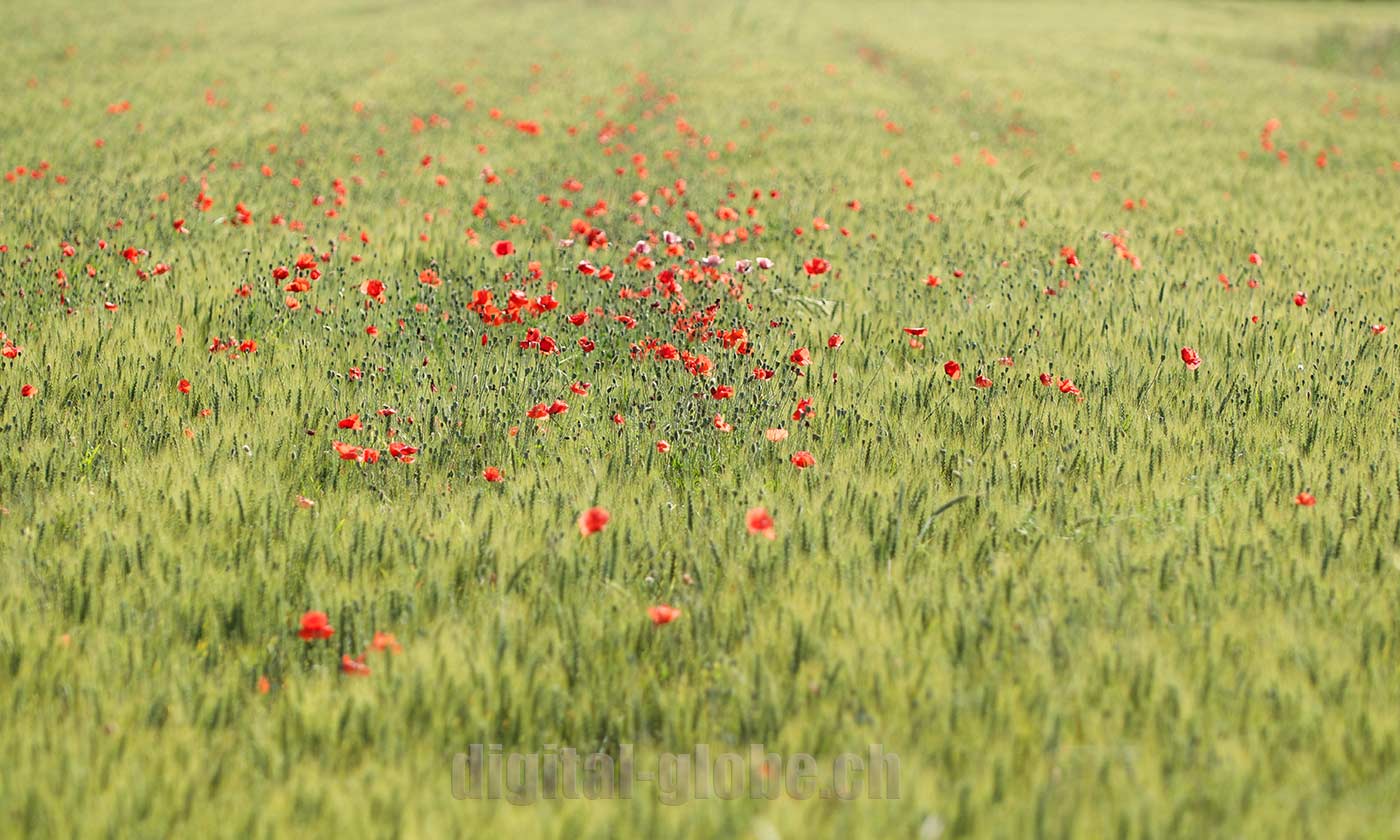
2;0;1399;836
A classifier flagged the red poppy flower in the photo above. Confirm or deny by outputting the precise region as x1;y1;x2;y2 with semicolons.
20;384;36;398
298;610;334;641
1295;492;1316;507
338;414;363;430
903;327;928;337
1371;324;1387;335
789;347;812;367
1180;347;1202;370
492;240;515;257
648;604;681;625
578;506;611;536
711;385;734;400
803;257;830;276
656;440;671;453
790;450;815;469
340;654;371;676
827;334;844;349
483;466;503;482
974;374;992;388
944;360;962;380
332;441;365;461
177;378;191;394
359;279;385;301
746;507;776;540
370;632;402;654
1293;291;1308;307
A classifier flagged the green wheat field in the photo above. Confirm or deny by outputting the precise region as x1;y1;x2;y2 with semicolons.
3;0;1400;836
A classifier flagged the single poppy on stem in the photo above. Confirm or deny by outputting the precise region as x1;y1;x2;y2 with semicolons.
578;506;610;536
648;605;681;626
746;507;776;540
298;611;334;641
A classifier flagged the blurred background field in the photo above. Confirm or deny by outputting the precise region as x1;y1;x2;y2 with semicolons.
2;0;1399;837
